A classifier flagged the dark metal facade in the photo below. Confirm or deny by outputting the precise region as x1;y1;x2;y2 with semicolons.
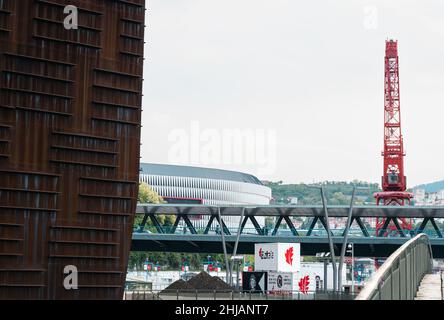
0;0;144;299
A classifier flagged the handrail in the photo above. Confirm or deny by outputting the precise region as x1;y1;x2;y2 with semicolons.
356;233;433;300
136;203;444;218
123;289;357;300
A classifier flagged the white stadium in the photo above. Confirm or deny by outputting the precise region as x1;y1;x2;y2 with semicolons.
139;163;272;231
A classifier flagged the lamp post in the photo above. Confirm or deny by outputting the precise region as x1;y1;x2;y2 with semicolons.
338;187;356;292
316;252;331;292
230;255;244;290
347;243;355;295
305;185;337;292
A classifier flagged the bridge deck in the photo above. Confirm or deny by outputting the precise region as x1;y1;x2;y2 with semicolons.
131;233;444;258
415;273;443;300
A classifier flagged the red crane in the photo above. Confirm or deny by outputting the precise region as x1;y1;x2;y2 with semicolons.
374;40;413;236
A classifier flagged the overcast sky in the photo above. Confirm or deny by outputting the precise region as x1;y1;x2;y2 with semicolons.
140;0;444;186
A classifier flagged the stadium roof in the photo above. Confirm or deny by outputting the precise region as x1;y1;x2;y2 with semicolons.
139;163;263;185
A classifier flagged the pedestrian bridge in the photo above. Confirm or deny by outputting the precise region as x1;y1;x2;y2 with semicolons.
131;204;444;258
357;233;443;300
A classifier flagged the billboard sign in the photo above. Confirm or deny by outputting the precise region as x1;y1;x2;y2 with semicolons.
242;272;267;293
254;243;301;272
267;271;293;292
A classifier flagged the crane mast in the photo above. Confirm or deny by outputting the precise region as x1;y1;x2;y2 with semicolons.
374;40;413;236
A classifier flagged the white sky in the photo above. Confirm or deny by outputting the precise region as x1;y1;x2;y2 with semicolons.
140;0;444;186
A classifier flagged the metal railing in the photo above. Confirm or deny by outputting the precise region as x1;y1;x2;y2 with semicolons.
356;233;433;300
135;204;444;239
134;226;444;238
123;289;357;301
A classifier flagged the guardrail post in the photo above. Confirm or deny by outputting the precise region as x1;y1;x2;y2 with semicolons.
390;265;394;300
441;271;443;300
399;254;402;300
412;248;414;299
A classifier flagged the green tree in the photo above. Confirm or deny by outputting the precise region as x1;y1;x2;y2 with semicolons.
134;182;166;226
138;182;165;204
268;181;380;205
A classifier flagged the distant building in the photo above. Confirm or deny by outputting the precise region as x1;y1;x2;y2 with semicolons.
287;196;298;205
414;189;426;203
414;188;444;206
139;163;272;231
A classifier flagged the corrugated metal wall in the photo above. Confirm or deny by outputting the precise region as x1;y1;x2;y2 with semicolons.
0;0;144;299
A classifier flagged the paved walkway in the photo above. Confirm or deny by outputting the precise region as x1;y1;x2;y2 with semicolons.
415;273;443;300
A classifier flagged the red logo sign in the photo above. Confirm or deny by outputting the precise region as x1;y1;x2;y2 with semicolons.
258;247;274;259
298;275;310;294
285;247;293;265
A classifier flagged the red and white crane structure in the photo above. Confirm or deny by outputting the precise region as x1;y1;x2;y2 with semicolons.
374;40;413;236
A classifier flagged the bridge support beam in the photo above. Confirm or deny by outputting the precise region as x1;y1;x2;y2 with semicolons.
250;216;263;235
391;218;406;238
355;217;370;237
203;215;215;234
150;214;165;234
271;216;283;236
217;207;230;285
229;207;245;286
306;217;318;236
182;215;197;235
170;215;181;234
239;216;249;234
416;218;443;238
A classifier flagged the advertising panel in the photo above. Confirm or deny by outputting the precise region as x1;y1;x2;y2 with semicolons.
242;271;268;293
254;243;301;272
267;271;293;292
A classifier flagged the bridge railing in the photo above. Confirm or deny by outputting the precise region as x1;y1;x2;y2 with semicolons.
135;204;444;238
123;289;357;300
356;233;433;300
134;225;444;237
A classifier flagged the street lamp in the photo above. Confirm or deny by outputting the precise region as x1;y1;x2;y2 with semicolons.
347;243;355;295
316;252;331;292
305;185;337;292
230;255;244;290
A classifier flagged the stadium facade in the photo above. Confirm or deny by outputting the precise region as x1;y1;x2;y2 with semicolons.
139;163;272;231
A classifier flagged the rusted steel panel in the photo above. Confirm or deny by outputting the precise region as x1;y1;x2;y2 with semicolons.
0;0;145;299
